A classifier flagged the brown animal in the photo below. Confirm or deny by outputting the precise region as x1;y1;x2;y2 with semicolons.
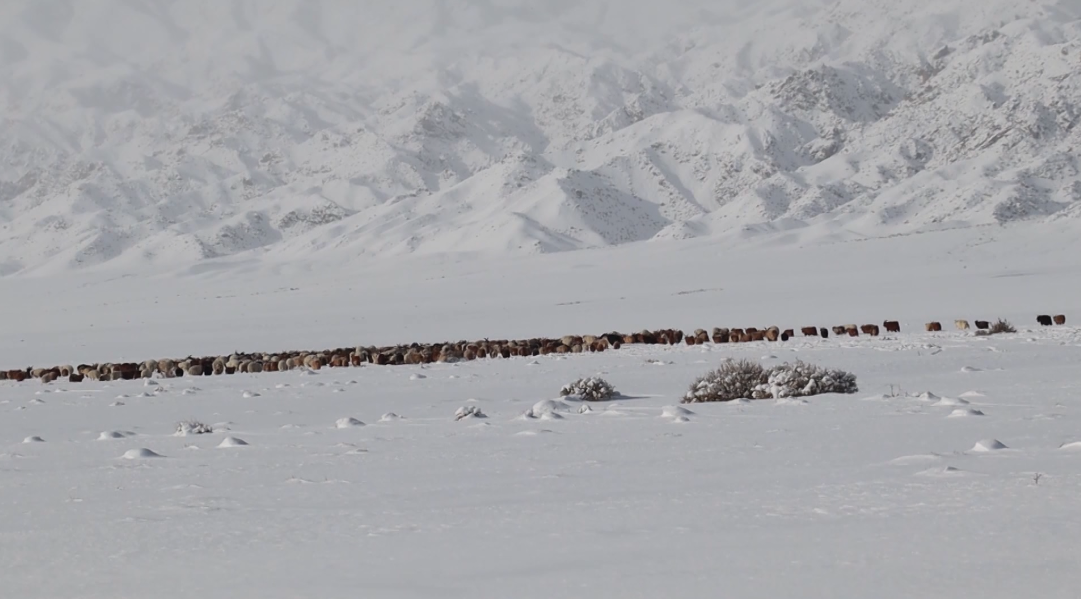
764;328;779;342
782;329;794;339
685;336;697;346
925;322;942;332
1037;314;1053;326
832;326;846;336
68;373;85;383
801;327;819;337
1053;314;1066;325
730;329;745;341
883;321;901;333
711;328;730;344
847;328;859;337
860;324;880;336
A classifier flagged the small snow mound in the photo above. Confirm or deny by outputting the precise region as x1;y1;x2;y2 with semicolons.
241;391;261;398
97;431;127;440
960;366;983;373
959;391;986;398
670;416;692;424
971;439;1008;452
336;417;365;429
143;379;159;388
761;355;778;360
917;466;967;477
115;394;129;399
539;411;564;421
379;413;403;422
410;374;427;380
22;436;45;443
455;406;485;421
917;392;941;402
578;404;593;414
1058;441;1081;451
217;437;250;448
933;396;970;407
122;448;164;459
890;454;942;465
29;398;45;405
948;408;986;418
110;401;125;407
532;398;576;415
730;398;753;405
181;388;199;396
661;406;695;419
527;360;540;366
275;383;291;389
280;424;302;429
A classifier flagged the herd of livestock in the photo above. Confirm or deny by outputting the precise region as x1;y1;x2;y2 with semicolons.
0;314;1068;385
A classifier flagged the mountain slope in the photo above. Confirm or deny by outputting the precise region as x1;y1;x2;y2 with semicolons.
1;0;1080;274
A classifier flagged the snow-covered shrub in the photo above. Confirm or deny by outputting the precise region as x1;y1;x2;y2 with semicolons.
454;406;485;421
682;359;857;403
176;420;213;435
560;377;618;402
682;359;769;403
753;360;858;399
975;319;1017;336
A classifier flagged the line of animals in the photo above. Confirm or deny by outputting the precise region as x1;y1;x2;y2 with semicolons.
0;314;1067;385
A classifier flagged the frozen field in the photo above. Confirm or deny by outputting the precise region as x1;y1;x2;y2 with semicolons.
3;304;1081;598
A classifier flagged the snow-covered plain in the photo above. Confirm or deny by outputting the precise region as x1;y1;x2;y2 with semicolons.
2;225;1081;597
3;318;1081;598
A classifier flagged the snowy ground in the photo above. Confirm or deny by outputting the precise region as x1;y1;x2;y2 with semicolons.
3;226;1081;597
3;323;1081;598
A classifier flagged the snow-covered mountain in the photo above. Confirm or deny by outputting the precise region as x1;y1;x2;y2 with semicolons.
1;0;1080;275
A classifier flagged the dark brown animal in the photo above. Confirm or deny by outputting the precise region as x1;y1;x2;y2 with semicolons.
832;326;846;336
883;321;900;333
782;329;794;339
974;320;990;330
847;328;859;337
925;322;942;332
801;327;818;337
1053;314;1066;325
860;324;880;336
819;327;829;338
1037;315;1053;326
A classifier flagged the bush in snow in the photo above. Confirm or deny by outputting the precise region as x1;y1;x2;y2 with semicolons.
176;420;213;435
454;406;485;421
753;360;858;399
990;319;1017;334
560;377;618;402
682;359;857;403
682;359;769;403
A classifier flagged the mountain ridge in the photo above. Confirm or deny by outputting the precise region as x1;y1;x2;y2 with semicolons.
1;0;1080;275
